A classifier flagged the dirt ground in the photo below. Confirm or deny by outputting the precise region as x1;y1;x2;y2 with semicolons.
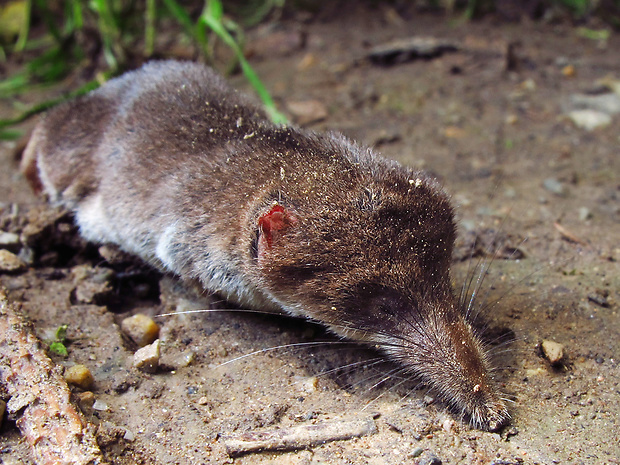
0;5;619;465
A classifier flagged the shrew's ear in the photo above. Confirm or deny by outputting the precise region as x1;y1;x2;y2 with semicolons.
256;204;298;257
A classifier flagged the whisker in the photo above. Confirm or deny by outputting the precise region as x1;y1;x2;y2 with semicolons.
301;356;387;382
464;228;512;321
477;255;576;320
215;341;355;367
360;369;412;411
468;235;530;323
155;308;279;318
397;379;426;404
345;363;400;392
361;371;422;411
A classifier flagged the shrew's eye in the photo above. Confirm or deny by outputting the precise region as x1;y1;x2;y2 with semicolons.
342;283;417;330
272;264;329;286
373;293;415;319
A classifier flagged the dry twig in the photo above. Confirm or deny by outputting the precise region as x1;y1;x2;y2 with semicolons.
221;417;377;457
553;222;589;246
0;290;107;465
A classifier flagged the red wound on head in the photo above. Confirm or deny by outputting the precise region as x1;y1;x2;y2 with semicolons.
258;204;296;249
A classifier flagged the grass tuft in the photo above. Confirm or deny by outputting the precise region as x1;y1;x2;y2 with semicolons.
0;0;287;130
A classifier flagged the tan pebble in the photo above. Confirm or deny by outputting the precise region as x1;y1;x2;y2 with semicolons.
121;314;160;347
77;391;96;410
442;418;454;432
133;339;160;373
520;78;536;91
541;340;565;364
444;126;466;139
175;350;195;368
562;64;575;77
65;364;95;389
98;244;130;264
505;114;518;125
286;100;328;125
297;53;316;71
70;264;93;282
0;249;26;273
301;376;319;393
73;279;112;304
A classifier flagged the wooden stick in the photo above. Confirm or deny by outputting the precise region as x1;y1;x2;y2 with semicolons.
222;417;377;457
0;290;107;465
553;222;589;247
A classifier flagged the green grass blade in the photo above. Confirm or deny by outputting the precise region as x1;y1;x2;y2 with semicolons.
0;77;103;129
33;0;62;43
89;0;121;69
15;0;32;52
0;73;29;97
199;2;286;124
145;0;156;57
162;0;209;57
0;128;23;140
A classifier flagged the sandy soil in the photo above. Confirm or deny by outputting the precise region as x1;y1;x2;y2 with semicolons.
0;5;618;465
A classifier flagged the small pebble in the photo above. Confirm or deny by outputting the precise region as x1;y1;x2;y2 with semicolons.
123;429;135;442
587;290;610;308
187;386;198;395
561;64;575;77
98;244;131;264
73;280;113;305
77;391;96;411
0;231;20;252
520;78;536;91
133;339;160;373
161;349;195;369
578;207;592;221
504;187;517;198
541;340;565;365
0;249;26;273
542;178;565;196
567;109;612;131
286;100;328;125
502;426;519;439
65;364;95;389
569;93;620;115
92;399;108;411
122;314;160;347
301;376;319;394
417;450;442;465
91;267;115;284
505;114;518;125
71;264;93;282
17;245;34;265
